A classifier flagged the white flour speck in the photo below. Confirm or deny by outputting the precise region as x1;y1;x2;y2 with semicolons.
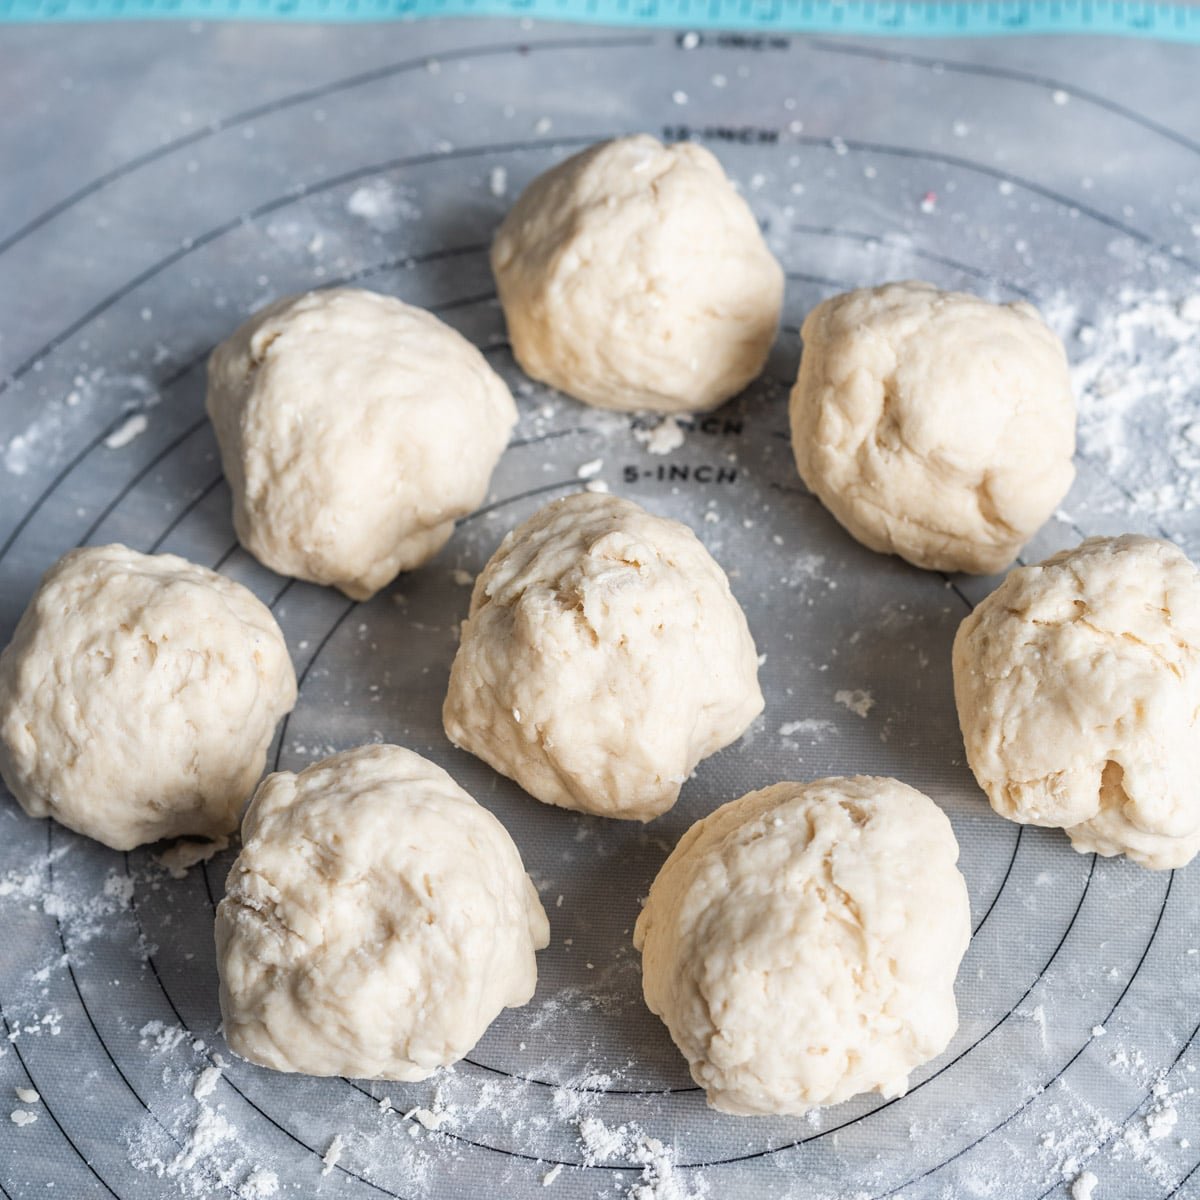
345;181;419;228
10;1109;37;1127
170;1106;235;1176
103;412;148;449
1146;1097;1178;1140
140;1020;189;1055
321;1133;344;1176
1044;287;1200;523
240;1167;279;1197
834;689;875;718
634;416;686;455
405;1106;453;1131
192;1065;222;1100
779;718;836;739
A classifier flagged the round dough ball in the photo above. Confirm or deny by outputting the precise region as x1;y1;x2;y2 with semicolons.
206;287;517;600
953;535;1200;870
443;492;763;821
215;743;549;1079
0;545;296;851
634;776;970;1115
789;281;1076;574
491;135;784;414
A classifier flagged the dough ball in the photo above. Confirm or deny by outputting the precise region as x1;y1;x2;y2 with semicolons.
215;743;549;1079
953;535;1200;870
207;287;517;600
634;776;970;1115
443;492;763;821
0;545;296;851
789;281;1076;574
491;135;784;414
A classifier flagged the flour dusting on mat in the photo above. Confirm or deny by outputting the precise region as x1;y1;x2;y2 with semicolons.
578;1117;707;1199
345;181;420;228
834;688;874;718
1045;288;1200;527
103;411;149;449
634;416;687;456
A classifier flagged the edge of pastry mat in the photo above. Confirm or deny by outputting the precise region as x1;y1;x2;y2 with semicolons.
2;0;1200;39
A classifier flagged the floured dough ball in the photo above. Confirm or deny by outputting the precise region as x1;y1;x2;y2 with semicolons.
634;776;970;1115
443;492;763;821
207;287;517;600
790;282;1075;574
0;545;296;851
215;744;549;1079
954;535;1200;870
491;135;784;413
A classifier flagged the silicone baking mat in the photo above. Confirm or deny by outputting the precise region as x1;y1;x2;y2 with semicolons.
0;14;1198;1199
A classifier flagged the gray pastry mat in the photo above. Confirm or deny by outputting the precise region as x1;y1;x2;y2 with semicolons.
0;19;1199;1199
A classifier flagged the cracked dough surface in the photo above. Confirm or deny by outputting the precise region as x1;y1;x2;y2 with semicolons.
633;775;970;1115
215;743;549;1080
207;287;517;600
953;534;1200;869
789;281;1076;574
491;134;784;413
0;544;296;851
442;492;763;821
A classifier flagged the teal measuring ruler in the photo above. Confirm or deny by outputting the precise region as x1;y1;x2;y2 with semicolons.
2;0;1200;37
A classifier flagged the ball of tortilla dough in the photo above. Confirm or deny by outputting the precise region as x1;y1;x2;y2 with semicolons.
442;492;763;821
215;744;550;1079
0;545;296;851
491;135;784;413
633;775;971;1115
206;287;517;600
789;281;1076;574
953;535;1200;870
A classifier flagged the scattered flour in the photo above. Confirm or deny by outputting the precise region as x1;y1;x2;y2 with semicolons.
634;416;687;455
103;411;149;449
239;1167;279;1198
14;1087;39;1104
10;1108;37;1127
834;688;875;718
779;718;836;739
1044;288;1200;523
489;166;508;197
1144;1079;1178;1141
577;1117;707;1200
1070;1170;1098;1200
321;1133;344;1176
404;1106;453;1131
192;1065;222;1101
578;1115;628;1162
345;181;419;228
140;1020;189;1056
170;1106;236;1176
